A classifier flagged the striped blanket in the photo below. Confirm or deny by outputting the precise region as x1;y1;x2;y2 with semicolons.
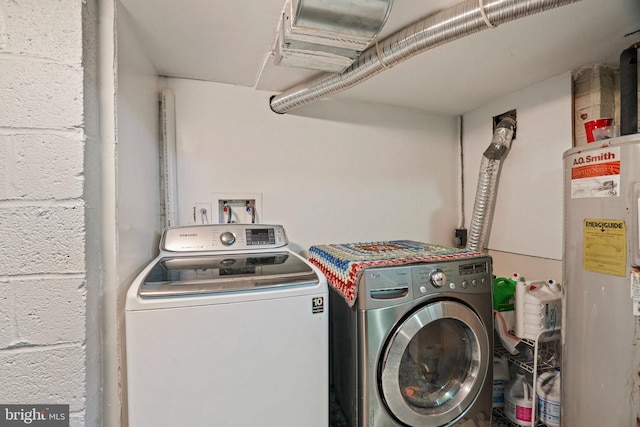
309;240;482;307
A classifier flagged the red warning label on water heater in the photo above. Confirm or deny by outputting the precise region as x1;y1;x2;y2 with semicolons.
571;161;620;179
570;147;620;198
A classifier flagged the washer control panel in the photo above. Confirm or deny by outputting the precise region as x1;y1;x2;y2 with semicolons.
161;224;288;252
220;231;236;246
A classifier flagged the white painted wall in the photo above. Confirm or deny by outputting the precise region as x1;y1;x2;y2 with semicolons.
0;1;604;425
463;73;573;280
116;3;161;308
0;0;95;425
165;77;461;253
115;3;161;426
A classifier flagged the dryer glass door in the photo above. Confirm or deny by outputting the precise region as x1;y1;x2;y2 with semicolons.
379;300;489;426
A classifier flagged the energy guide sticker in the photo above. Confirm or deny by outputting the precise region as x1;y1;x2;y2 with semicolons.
583;219;626;277
570;147;620;198
312;296;324;314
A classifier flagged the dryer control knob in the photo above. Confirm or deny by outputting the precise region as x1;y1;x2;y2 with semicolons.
220;232;236;246
430;269;446;288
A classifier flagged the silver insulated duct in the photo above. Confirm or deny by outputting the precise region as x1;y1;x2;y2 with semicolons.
270;0;578;114
466;116;516;252
275;0;394;73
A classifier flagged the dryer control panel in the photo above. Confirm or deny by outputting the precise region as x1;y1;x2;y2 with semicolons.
160;224;288;253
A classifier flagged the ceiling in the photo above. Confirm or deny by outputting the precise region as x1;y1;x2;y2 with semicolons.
119;0;640;116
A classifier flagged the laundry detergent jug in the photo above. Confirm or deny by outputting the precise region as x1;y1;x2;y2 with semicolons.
537;367;561;427
493;276;517;312
492;357;510;408
515;279;561;340
504;371;534;426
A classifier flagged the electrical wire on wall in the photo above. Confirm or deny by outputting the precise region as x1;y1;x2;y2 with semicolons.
454;115;468;248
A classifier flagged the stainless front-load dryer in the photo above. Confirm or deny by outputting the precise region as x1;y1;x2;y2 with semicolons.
331;256;493;427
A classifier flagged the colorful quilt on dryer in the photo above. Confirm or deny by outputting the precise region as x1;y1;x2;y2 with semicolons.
308;240;482;307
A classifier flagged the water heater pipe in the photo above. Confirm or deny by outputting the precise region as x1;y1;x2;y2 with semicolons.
269;0;578;114
620;45;638;136
466;116;516;252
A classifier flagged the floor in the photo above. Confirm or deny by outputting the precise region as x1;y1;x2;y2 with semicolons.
329;389;512;427
329;388;349;427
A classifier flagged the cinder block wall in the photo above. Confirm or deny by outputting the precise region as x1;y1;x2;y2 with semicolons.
0;1;92;425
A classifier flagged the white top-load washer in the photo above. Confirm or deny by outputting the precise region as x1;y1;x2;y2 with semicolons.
125;224;328;427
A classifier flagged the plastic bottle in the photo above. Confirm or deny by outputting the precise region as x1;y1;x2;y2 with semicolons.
492;357;510;408
504;371;534;426
514;276;528;338
511;272;522;284
493;277;517;311
515;278;562;339
537;367;561;427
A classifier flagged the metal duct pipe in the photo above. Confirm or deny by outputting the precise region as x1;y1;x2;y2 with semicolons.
466;116;516;252
620;45;638;136
270;0;578;114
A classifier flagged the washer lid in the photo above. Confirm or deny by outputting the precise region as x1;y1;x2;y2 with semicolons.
138;252;318;298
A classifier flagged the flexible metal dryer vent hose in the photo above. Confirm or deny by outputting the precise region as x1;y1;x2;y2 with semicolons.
269;0;578;114
466;116;516;252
